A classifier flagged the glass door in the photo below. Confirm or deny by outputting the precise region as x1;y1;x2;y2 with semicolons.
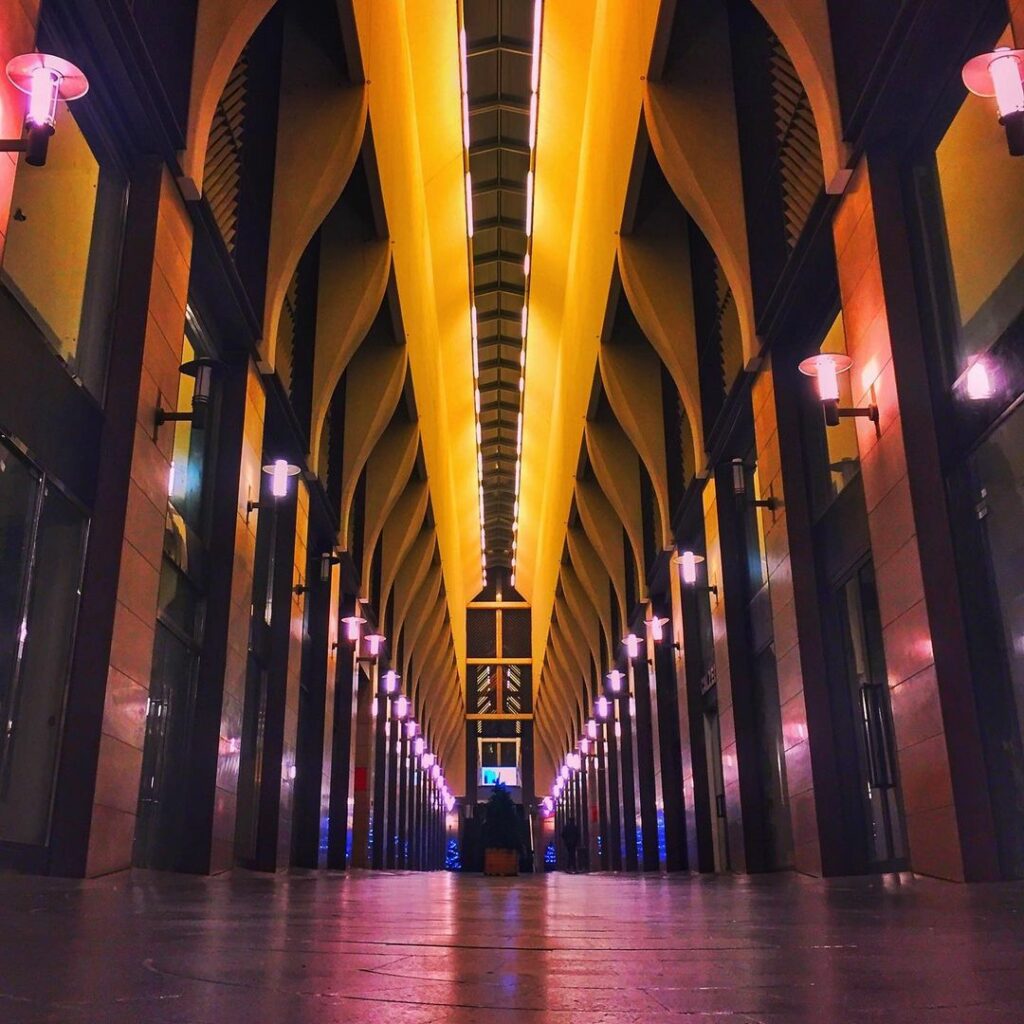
0;439;87;849
837;563;906;868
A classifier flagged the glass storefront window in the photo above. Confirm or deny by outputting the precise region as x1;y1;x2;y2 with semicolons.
0;438;87;847
0;107;126;398
971;405;1024;779
931;27;1024;371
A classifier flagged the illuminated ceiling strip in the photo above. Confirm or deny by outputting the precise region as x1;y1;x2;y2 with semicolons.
458;0;543;592
458;13;487;587
511;0;543;590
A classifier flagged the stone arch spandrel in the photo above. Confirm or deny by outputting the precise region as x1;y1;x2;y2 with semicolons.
585;419;647;603
566;526;614;662
644;1;756;364
262;13;368;367
599;338;673;549
360;419;420;587
310;223;391;471
617;232;704;462
574;476;628;629
381;507;431;632
339;342;408;547
561;565;603;679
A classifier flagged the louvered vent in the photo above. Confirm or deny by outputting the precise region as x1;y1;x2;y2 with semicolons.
767;34;823;250
204;49;249;254
277;266;299;400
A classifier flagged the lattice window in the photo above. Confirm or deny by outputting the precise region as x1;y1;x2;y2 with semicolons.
475;665;497;714
204;47;249;254
767;33;823;251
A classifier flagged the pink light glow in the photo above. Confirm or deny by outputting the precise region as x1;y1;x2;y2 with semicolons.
596;696;610;720
414;737;425;757
679;550;698;585
382;669;399;694
607;669;624;694
965;359;994;400
394;695;409;720
271;459;289;498
586;719;598;740
28;66;59;129
623;633;642;660
342;615;365;642
365;633;385;657
646;616;668;643
990;50;1024;116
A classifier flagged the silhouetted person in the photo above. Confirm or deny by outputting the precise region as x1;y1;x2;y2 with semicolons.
561;818;581;873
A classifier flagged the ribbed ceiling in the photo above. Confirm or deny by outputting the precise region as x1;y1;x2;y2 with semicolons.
464;0;534;571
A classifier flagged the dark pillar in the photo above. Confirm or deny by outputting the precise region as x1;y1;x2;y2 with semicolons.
632;654;662;871
617;695;640;871
652;603;687;871
370;697;389;869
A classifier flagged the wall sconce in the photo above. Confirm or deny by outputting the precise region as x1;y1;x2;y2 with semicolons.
676;550;718;598
154;358;219;433
559;765;570;781
422;752;436;770
567;753;581;772
364;633;386;658
394;695;409;720
622;633;643;660
341;614;366;643
414;736;426;757
247;460;300;518
405;718;418;740
596;695;610;720
586;718;598;740
1;54;89;167
445;795;456;814
606;669;624;695
730;458;778;510
430;763;441;781
963;47;1024;155
645;615;668;643
579;737;590;756
319;551;341;583
382;669;400;695
798;354;877;427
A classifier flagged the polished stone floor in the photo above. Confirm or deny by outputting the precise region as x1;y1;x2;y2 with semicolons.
1;869;1023;1023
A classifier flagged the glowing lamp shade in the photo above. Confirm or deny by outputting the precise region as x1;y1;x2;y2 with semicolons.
263;459;300;498
607;669;624;694
596;695;610;720
7;54;89;124
365;632;386;657
677;550;704;586
579;737;590;756
382;669;399;694
965;359;994;401
422;753;436;770
568;753;581;771
646;616;668;643
964;48;1024;117
445;795;456;813
394;695;409;720
342;615;366;642
798;353;852;402
430;763;441;781
622;633;643;659
586;719;598;740
405;719;417;740
559;765;570;781
413;736;426;757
